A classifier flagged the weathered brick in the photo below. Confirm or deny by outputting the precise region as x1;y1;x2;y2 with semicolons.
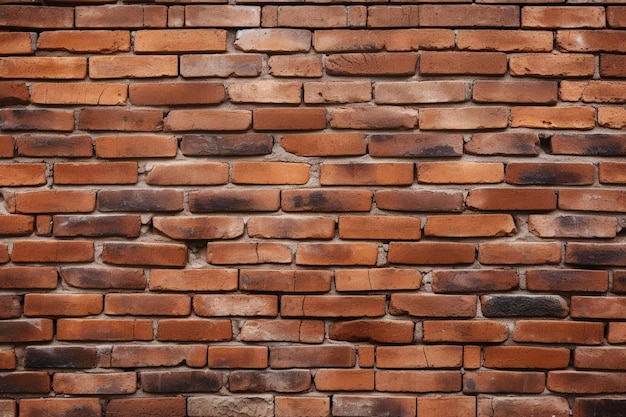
229;81;301;104
424;320;508;343
24;294;102;317
315;369;374;391
130;82;224;105
338;215;420;240
571;295;626;319
0;266;57;289
57;319;153;341
61;266;145;289
270;345;355;368
142;370;221;393
106;397;186;417
273;5;364;28
560;81;626;103
508;162;595;185
150;269;237;292
0;32;33;55
281;133;366;156
190;189;280;212
376;346;462;369
467;188;557;211
418;162;504;183
53;372;135;395
75;5;166;28
38;30;130;53
0;5;73;29
425;214;515;237
548;371;626;394
369;133;462;158
513;320;604;345
575;347;626;371
24;346;98;369
79;108;162;132
90;56;177;79
296;243;378;265
432;270;519;293
0;319;53;343
419;5;519;27
522;6;606;28
153;216;243;240
0;109;74;131
0;82;28;106
421;107;508;130
12;240;94;263
529;214;616;238
103;242;187;267
389;242;476;265
614;270;626;293
96;134;177;158
232;161;309;184
566;242;626;266
98;189;183;212
512;106;596;129
181;54;263;77
207;242;292;264
16;134;92;158
247;217;334;240
105;294;190;317
54;162;137;185
157;319;231;342
391;294;477;318
320;163;414;185
474;80;557;104
331;106;417;129
275;397;330;417
326;52;418;76
376;370;461;393
557;30;626;53
458;29;553;52
526;269;608;293
368;5;418;27
20;398;101;417
269;55;323;77
481;295;568;318
282;295;386;317
111;345;206;368
375;81;465;105
332;395;415;417
465;371;545;394
329;320;414;343
253;108;326;131
421;52;507;75
599;106;626;129
376;189;463;212
479;242;561;265
282;189;372;212
208;346;267;369
188;396;273;417
601;54;626;77
478;396;569;417
314;29;454;52
54;213;142;238
240;319;324;343
235;28;311;52
231;370;311;392
510;53;595;77
135;29;225;53
186;5;260;27
194;294;277;317
573;398;626;417
335;268;421;292
0;57;86;79
420;397;476;417
305;81;371;104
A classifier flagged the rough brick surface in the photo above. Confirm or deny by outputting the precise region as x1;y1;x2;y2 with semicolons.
0;1;623;415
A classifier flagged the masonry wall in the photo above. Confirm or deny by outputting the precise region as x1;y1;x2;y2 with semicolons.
1;1;626;416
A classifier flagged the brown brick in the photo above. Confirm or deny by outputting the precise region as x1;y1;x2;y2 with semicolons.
106;398;186;417
282;295;385;318
573;398;626;417
421;51;506;75
420;397;476;417
389;242;475;265
235;28;311;52
142;370;221;393
467;188;557;211
270;346;355;368
190;189;280;212
375;81;465;105
0;32;32;55
529;214;616;238
508;162;595;185
269;55;323;77
0;164;45;187
332;395;415;417
419;4;519;27
335;268;422;292
368;5;418;27
0;57;86;79
275;397;330;417
181;54;263;77
16;134;92;158
560;81;626;103
0;319;53;343
377;370;461;393
98;189;182;212
282;189;372;212
157;319;231;342
459;29;553;52
0;82;28;106
207;242;292;264
75;5;166;28
432;270;519;293
96;135;177;158
329;320;414;344
376;189;463;212
314;369;374;391
54;162;137;185
548;371;626;394
12;240;94;263
320;163;414;185
0;109;74;132
513;320;604;345
130;82;224;105
376;346;462;369
20;399;100;417
53;372;135;395
24;294;102;317
90;56;177;79
484;346;569;369
425;214;515;237
369;133;462;158
135;29;226;53
599;106;626;129
465;371;545;394
418;162;504;183
38;30;130;53
194;294;277;317
60;266;145;289
231;370;311;393
24;346;98;369
105;294;190;316
601;54;626;77
326;52;418;76
558;30;626;52
474;80;557;104
79;108;162;132
338;215;420;240
0;372;50;394
601;162;626;183
305;81;371;104
560;189;626;213
188;397;272;417
208;346;267;369
0;266;56;289
240;319;324;343
391;294;477;318
186;5;260;27
57;319;153;341
150;269;237;292
147;163;228;186
232;161;309;184
609;323;626;343
510;53;595;77
479;396;569;417
526;269;608;293
575;347;626;370
153;216;242;240
281;133;366;156
609;6;626;27
523;6;606;28
182;133;272;156
1;295;22;319
103;242;186;267
110;345;206;368
54;215;141;238
274;5;364;28
247;217;335;240
296;243;378;265
615;271;626;293
424;320;508;343
0;5;73;29
253;108;326;131
314;29;454;52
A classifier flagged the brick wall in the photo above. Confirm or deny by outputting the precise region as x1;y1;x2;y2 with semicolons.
1;1;626;417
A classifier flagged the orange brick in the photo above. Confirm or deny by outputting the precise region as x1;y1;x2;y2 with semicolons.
432;270;519;293
376;370;461;393
600;162;626;183
601;54;626;77
281;133;366;156
389;242;476;265
20;399;100;417
75;5;166;28
0;5;73;28
106;398;186;417
466;133;541;156
425;214;515;237
209;346;268;369
247;216;335;239
129;82;224;105
157;319;231;342
146;162;228;186
53;372;135;395
181;54;263;77
0;164;46;187
24;294;102;317
559;189;626;213
522;6;606;28
418;162;504;184
235;28;311;52
368;5;419;27
185;5;260;27
315;370;374;391
484;346;570;369
78;108;162;132
335;268;422;292
332;395;415;417
111;345;206;368
17;134;92;158
529;215;617;238
38;30;130;53
424;320;509;343
329;320;414;344
548;371;626;394
0;215;34;237
229;81;301;104
60;266;144;288
240;319;324;343
507;162;595;185
391;294;476;318
95;135;178;158
275;397;330;417
253;108;326;131
31;82;126;106
458;29;553;52
269;55;323;77
557;30;626;52
420;107;508;130
135;29;226;53
190;189;280;213
467;188;557;211
282;189;372;212
560;81;626;103
105;294;190;316
296;243;378;266
527;269;608;293
331;106;418;129
274;5;365;28
282;295;385;318
0;83;28;106
609;6;626;27
420;52;507;75
0;109;74;132
194;294;278;317
326;52;418;76
511;106;595;129
305;81;371;104
0;32;33;55
513;320;604;345
314;29;454;52
57;319;153;341
510;53;595;77
12;240;94;263
479;242;561;265
153;216;243;241
102;242;187;267
375;190;464;212
54;162;137;185
0;319;53;343
240;269;330;293
0;57;86;79
599;106;626;129
89;56;177;79
232;161;309;184
575;347;626;371
164;109;251;131
207;242;292;264
473;80;557;104
377;346;462;369
419;4;519;27
339;215;421;240
320;163;414;185
149;269;237;292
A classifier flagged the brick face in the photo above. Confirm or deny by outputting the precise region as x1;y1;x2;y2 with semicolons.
0;1;623;414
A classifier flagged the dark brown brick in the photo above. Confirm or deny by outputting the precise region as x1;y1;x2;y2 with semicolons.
0;372;50;393
106;397;186;417
551;134;626;155
574;398;626;417
229;370;311;393
24;346;98;369
181;134;272;156
368;133;463;158
60;267;145;290
141;370;222;393
98;190;183;212
0;82;29;105
481;295;569;318
16;134;93;158
0;266;57;290
103;242;187;267
0;319;53;342
432;270;519;293
282;189;372;212
189;189;280;212
54;215;141;238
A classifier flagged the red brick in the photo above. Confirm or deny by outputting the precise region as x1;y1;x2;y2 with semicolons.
575;347;626;370
153;216;243;240
305;81;371;104
510;53;595;77
281;133;366;157
599;107;626;129
1;296;22;318
102;242;187;267
0;109;74;131
376;346;462;369
418;162;504;183
135;29;226;53
54;162;137;185
12;240;94;263
320;163;414;185
281;295;386;318
0;351;15;370
274;5;365;28
557;30;626;53
601;54;626;77
0;164;45;187
484;346;570;369
338;215;419;240
235;28;311;52
24;294;102;317
609;322;626;343
0;372;49;394
75;5;166;28
194;294;277;317
57;319;153;341
467;188;557;211
232;161;309;184
150;269;237;292
60;266;145;289
609;6;626;27
421;51;506;75
420;397;476;417
315;370;374;391
79;108;162;132
613;270;626;293
130;82;224;105
190;189;280;212
98;189;183;212
571;296;626;319
419;4;519;27
0;319;53;342
526;269;608;293
478;396;569;417
512;106;596;129
89;56;177;79
391;294;477;318
331;106;417;129
0;32;33;55
335;268;422;292
20;399;101;417
181;54;263;78
0;82;28;106
247;217;334;240
253;108;326;131
479;242;561;265
513;320;604;345
207;242;292;264
38;30;130;53
110;345;206;368
425;214;515;238
0;266;56;289
282;189;372;212
523;6;605;28
53;372;136;395
459;29;553;52
376;370;461;393
329;319;414;343
376;190;463;212
240;269;330;293
368;5;418;27
96;135;177;158
240;319;324;343
389;242;476;265
560;81;626;103
296;243;378;265
269;55;323;77
271;345;355;369
529;214;616;238
16;134;92;158
559;190;626;212
106;397;186;417
332;395;415;417
424;320;508;343
275;397;330;417
0;5;73;28
432;269;519;293
186;5;260;27
208;346;267;369
548;371;626;394
601;162;626;183
105;294;190;316
313;29;454;52
474;80;557;104
0;57;86;79
325;52;418;76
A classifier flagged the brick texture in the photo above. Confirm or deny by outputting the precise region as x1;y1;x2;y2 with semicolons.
0;2;623;416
